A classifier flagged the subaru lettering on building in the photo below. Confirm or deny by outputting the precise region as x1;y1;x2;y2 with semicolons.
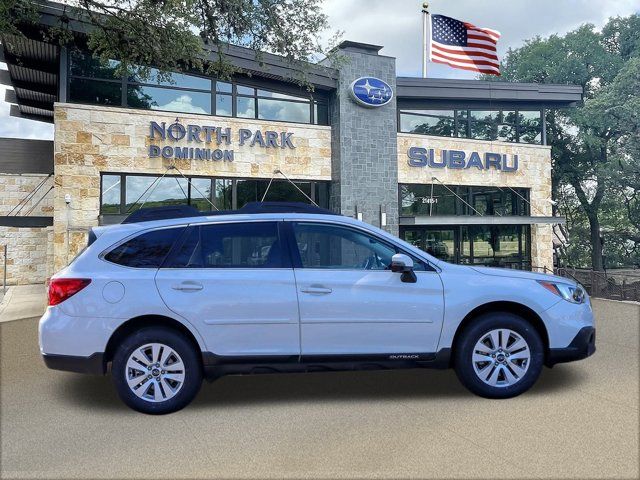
407;146;518;171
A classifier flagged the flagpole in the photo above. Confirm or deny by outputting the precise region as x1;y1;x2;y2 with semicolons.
422;2;430;78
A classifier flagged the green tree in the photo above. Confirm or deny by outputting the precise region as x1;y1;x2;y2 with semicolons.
485;15;640;270
0;0;333;86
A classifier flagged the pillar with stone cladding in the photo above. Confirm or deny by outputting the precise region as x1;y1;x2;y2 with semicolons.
324;42;399;235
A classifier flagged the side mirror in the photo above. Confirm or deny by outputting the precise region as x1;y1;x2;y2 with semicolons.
391;253;417;283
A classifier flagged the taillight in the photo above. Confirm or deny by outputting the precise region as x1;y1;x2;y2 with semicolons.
48;278;91;306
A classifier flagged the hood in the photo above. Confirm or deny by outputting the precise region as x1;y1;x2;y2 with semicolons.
469;266;574;284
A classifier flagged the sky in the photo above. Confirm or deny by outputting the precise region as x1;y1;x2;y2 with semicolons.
1;0;639;141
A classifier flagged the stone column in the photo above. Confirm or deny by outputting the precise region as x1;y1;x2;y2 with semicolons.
323;42;399;235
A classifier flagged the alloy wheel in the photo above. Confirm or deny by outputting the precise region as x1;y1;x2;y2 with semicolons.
125;343;186;402
471;329;531;388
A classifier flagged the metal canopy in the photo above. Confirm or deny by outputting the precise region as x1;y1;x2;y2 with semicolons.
400;215;566;226
0;34;59;123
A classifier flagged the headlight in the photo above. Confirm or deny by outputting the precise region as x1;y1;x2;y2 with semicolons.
537;280;586;304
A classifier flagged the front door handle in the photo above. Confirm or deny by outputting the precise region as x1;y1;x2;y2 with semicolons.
172;281;204;292
301;285;332;295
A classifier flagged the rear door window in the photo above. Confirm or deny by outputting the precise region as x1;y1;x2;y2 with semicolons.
104;227;184;268
166;222;287;268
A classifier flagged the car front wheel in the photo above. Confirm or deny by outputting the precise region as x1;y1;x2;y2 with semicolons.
112;327;202;414
454;312;544;399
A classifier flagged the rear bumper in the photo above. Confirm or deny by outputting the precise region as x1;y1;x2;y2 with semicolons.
546;326;596;367
42;352;105;375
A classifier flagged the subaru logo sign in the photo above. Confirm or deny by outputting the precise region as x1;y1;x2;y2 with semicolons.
349;77;393;108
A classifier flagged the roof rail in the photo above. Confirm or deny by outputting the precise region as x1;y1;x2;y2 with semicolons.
121;202;338;224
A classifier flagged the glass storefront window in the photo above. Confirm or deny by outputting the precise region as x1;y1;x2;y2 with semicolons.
402;225;530;269
70;49;120;79
235;179;259;208
215;93;232;116
257;98;310;123
67;49;329;125
257;90;306;101
189;178;212;211
237;85;255;95
400;184;458;216
315;182;329;208
127;86;211;114
101;175;121;214
424;229;455;263
216;81;232;93
69;78;122;106
213;179;233;210
261;180;312;203
236;96;256;118
463;226;529;269
125;176;188;212
518;111;542;144
314;102;329;125
469;110;498;141
400;110;455;137
400;184;529;217
128;67;211;90
399;108;544;144
102;174;329;217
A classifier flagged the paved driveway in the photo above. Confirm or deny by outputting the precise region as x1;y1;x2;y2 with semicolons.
1;299;638;479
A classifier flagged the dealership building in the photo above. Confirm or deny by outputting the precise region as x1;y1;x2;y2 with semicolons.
0;1;582;285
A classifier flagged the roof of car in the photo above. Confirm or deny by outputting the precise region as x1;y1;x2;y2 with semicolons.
121;202;337;224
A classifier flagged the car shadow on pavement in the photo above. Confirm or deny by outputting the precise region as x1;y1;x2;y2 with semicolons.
57;365;586;411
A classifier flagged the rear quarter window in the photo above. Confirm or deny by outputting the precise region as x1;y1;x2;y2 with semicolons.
104;227;184;268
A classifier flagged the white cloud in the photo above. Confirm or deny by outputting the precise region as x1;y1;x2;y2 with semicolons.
153;94;209;114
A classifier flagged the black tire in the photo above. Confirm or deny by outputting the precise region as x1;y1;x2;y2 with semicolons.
112;327;202;414
453;312;544;399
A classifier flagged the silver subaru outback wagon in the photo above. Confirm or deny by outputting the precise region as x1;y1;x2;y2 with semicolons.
39;202;595;414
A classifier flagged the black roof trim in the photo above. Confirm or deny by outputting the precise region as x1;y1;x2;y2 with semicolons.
396;77;583;108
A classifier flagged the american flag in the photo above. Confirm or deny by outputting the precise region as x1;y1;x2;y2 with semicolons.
429;14;501;76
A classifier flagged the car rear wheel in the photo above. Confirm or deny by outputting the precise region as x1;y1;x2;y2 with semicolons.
112;327;202;414
454;312;544;399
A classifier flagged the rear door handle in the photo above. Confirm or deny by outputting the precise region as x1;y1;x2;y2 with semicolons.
301;285;332;295
172;281;203;292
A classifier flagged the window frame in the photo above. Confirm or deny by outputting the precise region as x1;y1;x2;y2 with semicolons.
162;220;292;269
284;220;437;272
398;108;543;145
67;48;330;125
99;172;330;218
399;183;531;218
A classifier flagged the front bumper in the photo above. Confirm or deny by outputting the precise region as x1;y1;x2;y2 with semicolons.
42;352;106;375
546;326;596;367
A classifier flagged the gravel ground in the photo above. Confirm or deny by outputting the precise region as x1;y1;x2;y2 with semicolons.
1;299;638;479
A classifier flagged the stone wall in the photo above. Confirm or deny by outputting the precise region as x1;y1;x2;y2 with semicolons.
0;174;54;285
397;134;554;270
53;103;332;271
